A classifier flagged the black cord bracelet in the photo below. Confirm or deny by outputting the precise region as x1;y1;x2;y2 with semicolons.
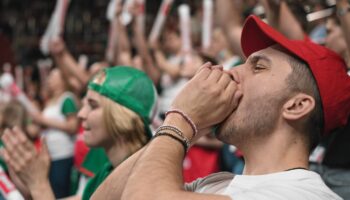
153;132;188;154
156;125;191;146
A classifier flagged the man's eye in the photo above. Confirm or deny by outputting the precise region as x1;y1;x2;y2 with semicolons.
253;64;265;71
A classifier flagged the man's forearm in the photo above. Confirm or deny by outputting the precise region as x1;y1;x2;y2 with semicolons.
121;135;185;199
120;115;230;200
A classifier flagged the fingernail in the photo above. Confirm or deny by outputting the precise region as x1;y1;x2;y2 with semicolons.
204;62;212;66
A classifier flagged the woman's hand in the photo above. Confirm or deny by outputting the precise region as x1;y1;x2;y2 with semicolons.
1;127;51;191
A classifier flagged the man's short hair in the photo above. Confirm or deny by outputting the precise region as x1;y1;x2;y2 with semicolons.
285;55;323;151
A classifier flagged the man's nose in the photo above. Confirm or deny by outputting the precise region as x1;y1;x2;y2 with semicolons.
227;63;244;84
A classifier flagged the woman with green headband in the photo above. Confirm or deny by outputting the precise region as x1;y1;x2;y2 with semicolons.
1;66;158;200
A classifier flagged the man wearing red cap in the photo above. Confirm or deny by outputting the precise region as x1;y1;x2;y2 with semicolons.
92;15;349;200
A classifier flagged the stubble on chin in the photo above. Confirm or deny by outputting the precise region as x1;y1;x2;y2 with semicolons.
215;95;285;147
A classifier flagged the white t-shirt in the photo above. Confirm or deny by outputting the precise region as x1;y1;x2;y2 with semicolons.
185;170;342;200
42;92;76;160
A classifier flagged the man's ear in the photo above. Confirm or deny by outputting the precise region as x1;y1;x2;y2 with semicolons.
282;93;315;120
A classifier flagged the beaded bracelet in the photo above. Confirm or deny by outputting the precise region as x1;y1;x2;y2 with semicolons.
156;125;191;147
165;109;198;139
153;132;188;153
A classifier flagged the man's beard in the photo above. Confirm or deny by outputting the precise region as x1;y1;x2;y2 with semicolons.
216;91;289;147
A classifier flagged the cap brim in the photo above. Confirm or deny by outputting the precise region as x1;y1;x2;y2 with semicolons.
241;15;305;60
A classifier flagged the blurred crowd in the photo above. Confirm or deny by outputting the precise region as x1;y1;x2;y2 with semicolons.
0;0;350;199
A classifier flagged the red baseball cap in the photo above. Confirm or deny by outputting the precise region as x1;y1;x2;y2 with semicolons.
241;15;350;135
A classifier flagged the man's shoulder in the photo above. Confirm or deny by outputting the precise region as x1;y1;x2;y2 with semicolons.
184;172;234;194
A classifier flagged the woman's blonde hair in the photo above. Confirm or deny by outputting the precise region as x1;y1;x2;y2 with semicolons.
100;95;148;152
1;101;27;130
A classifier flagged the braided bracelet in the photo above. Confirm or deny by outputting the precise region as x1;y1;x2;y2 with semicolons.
156;125;184;137
165;109;198;139
153;132;188;153
156;125;191;147
155;129;191;150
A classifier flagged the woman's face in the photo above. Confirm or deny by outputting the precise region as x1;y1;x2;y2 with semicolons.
78;90;113;148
